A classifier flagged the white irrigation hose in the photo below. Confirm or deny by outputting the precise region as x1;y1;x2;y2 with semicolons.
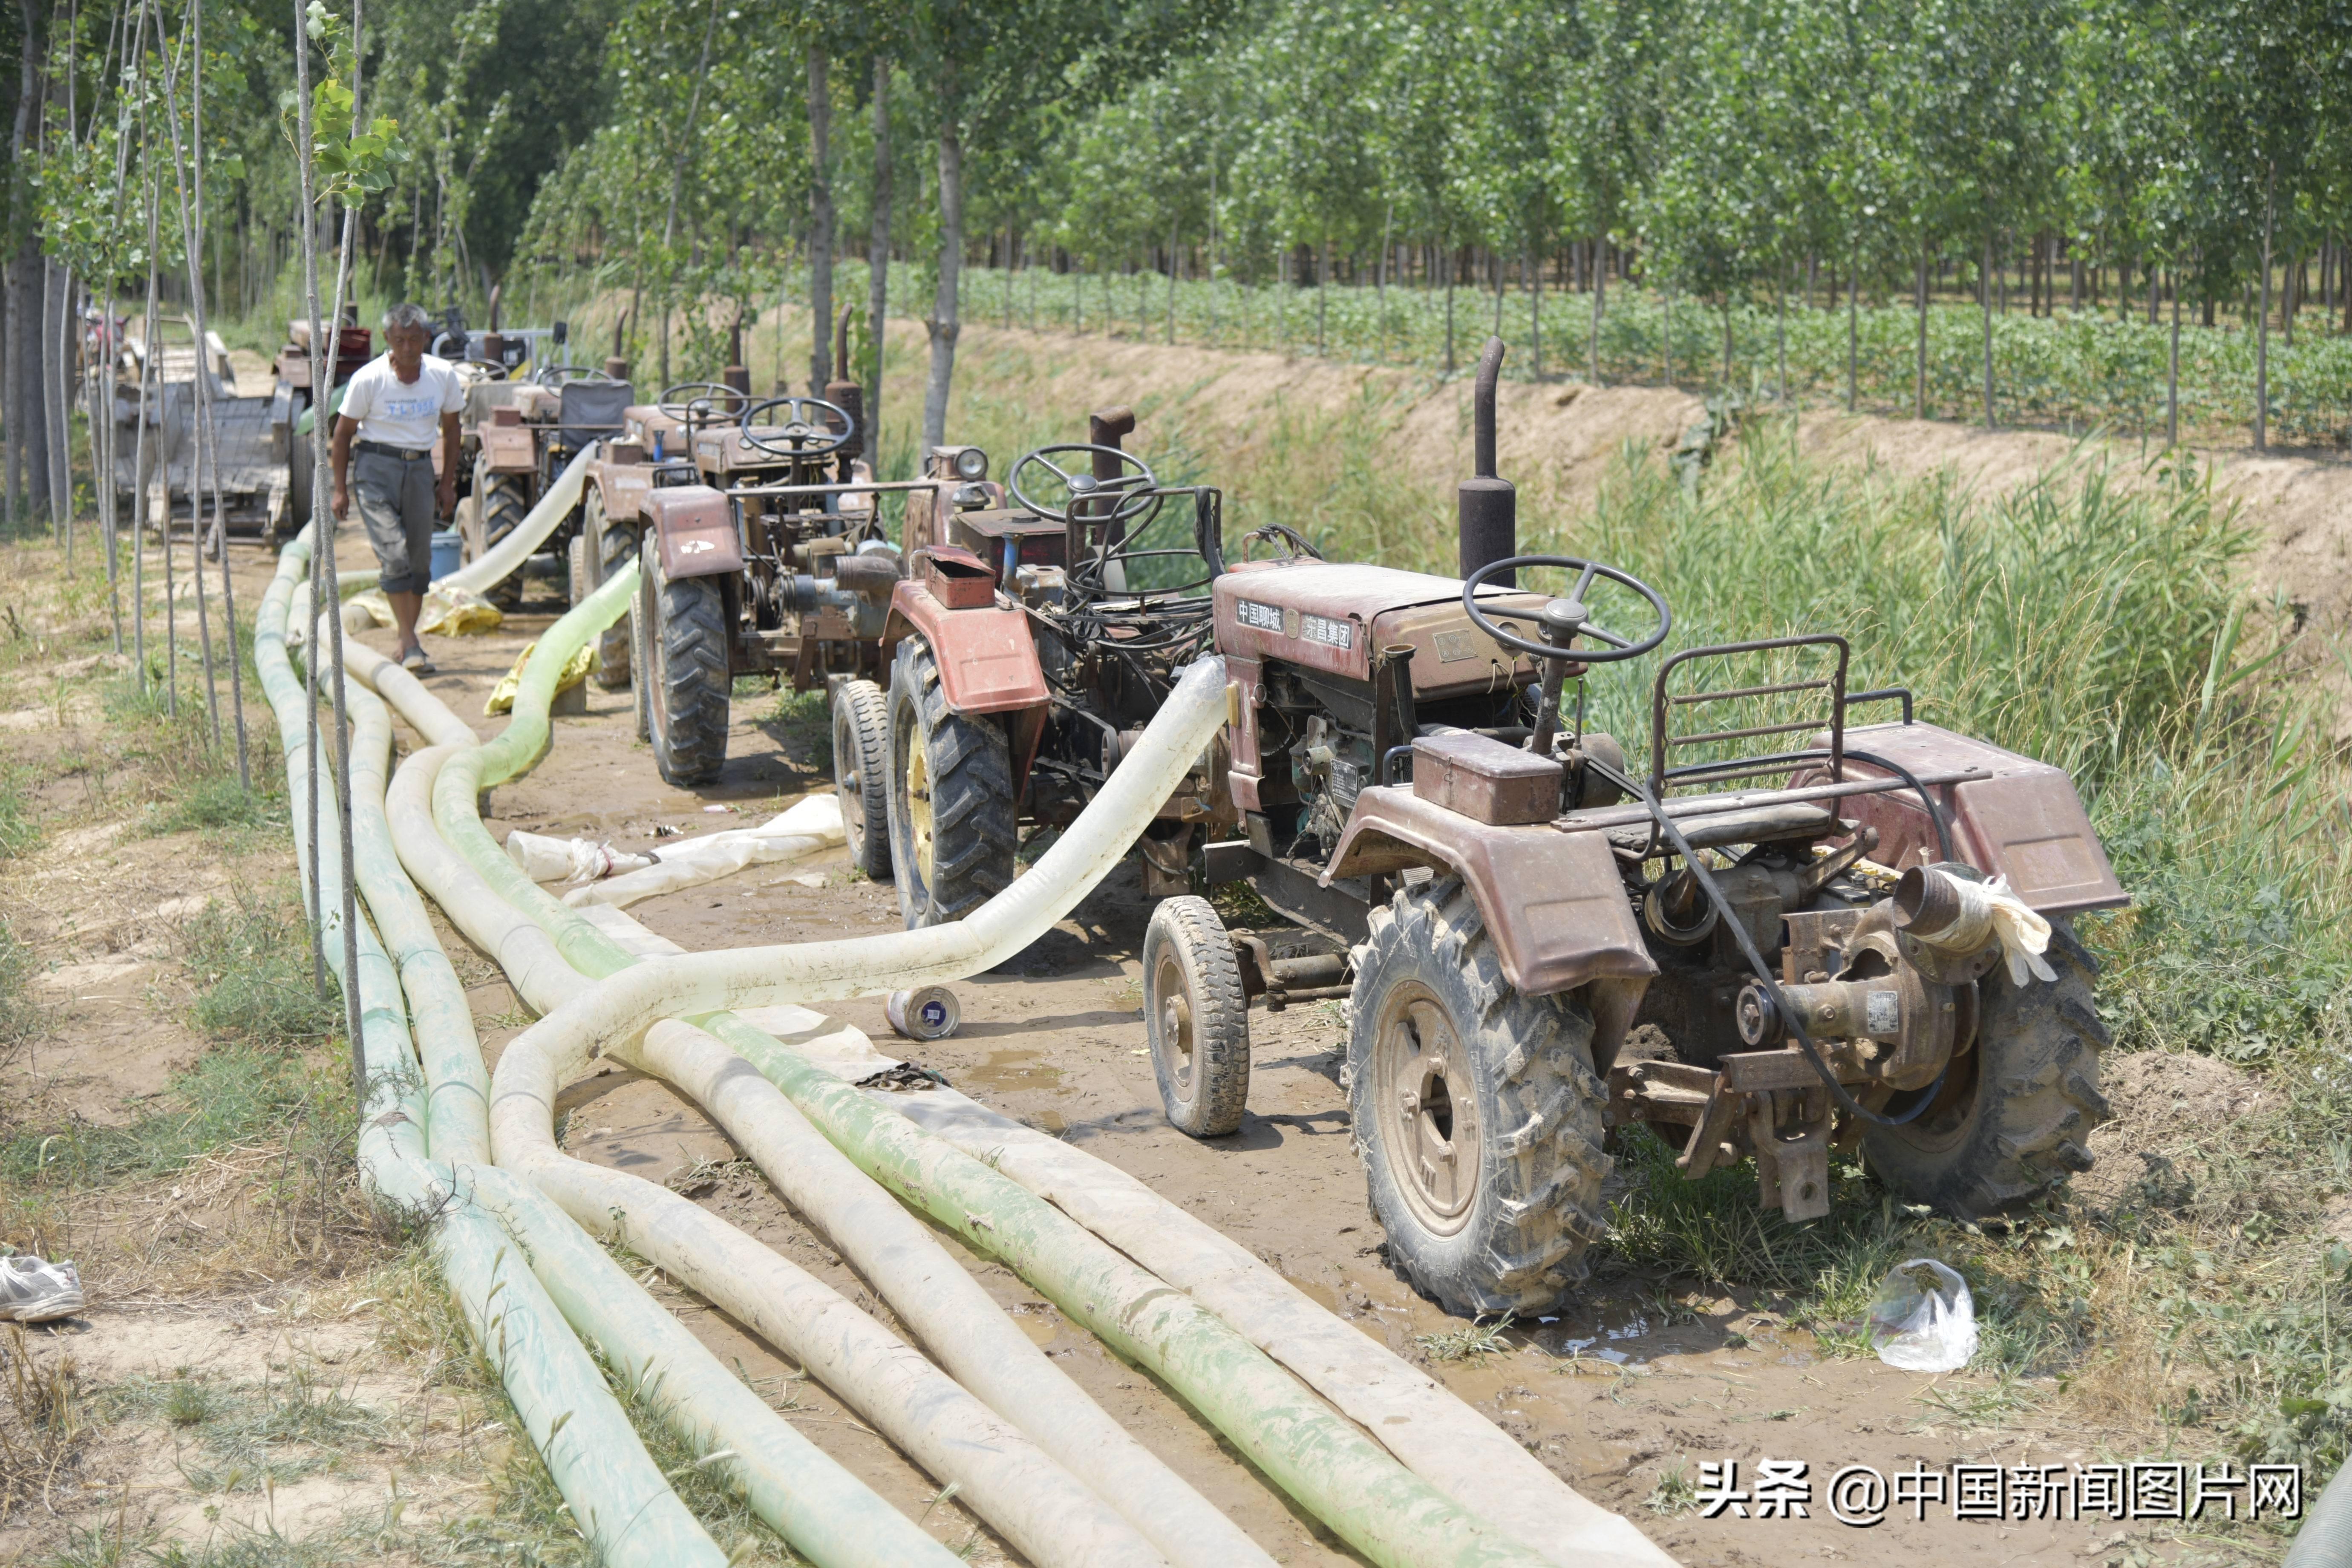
634;1023;1276;1568
315;608;974;1568
360;668;1172;1568
258;539;730;1568
882;1091;1677;1568
432;441;596;595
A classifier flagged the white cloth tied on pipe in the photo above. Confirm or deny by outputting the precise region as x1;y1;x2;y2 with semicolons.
564;794;845;909
505;830;657;884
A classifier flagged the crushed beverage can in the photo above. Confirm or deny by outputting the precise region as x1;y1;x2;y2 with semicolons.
885;985;960;1041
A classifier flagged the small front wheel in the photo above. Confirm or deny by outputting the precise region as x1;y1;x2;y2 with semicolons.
832;678;892;879
1143;897;1253;1137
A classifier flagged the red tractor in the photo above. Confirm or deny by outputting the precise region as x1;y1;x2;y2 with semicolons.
876;342;2124;1318
588;318;995;799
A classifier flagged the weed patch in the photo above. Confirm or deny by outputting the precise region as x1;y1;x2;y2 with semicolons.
184;891;340;1049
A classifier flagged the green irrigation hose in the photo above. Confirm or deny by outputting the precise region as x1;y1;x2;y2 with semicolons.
255;531;730;1568
433;585;1565;1568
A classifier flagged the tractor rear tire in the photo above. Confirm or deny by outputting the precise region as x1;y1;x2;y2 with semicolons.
473;473;530;609
1346;876;1610;1317
567;533;588;607
288;429;314;532
832;679;892;880
1862;918;2110;1217
628;594;651;743
637;533;731;787
585;490;634;689
884;637;1017;928
1144;896;1252;1137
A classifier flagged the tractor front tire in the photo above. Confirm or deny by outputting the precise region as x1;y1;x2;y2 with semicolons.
473;472;530;609
637;533;731;786
1347;876;1610;1317
1144;896;1252;1137
884;637;1017;928
833;679;892;880
1862;918;2110;1217
585;490;634;689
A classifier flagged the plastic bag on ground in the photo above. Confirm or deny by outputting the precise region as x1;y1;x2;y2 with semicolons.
565;794;845;909
485;638;600;716
419;584;503;636
1865;1258;1977;1372
345;583;502;637
505;830;656;884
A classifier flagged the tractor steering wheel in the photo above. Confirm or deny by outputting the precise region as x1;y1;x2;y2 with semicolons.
738;395;854;459
1461;555;1672;664
536;365;614;388
1007;443;1162;526
657;381;745;427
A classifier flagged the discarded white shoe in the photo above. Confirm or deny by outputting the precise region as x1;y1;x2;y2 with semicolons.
0;1254;86;1323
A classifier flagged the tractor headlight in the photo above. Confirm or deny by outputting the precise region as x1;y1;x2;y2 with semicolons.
953;446;989;481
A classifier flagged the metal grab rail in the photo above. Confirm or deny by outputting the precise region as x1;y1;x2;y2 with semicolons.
1649;634;1850;798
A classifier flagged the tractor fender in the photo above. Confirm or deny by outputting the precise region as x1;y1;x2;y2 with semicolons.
1324;786;1657;997
882;559;1047;717
590;461;656;528
641;485;742;581
1795;721;2128;915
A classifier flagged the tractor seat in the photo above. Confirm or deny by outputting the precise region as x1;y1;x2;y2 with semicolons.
558;380;634;450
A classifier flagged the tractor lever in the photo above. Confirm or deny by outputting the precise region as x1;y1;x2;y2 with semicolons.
1527;597;1589;758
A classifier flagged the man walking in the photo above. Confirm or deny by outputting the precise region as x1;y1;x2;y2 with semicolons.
329;302;463;672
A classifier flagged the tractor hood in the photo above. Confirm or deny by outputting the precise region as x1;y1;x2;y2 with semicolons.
1211;557;1546;698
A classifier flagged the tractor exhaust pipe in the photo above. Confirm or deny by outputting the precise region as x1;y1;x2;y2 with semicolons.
824;306;865;467
1081;406;1138;568
1458;336;1515;588
606;312;629;382
723;319;752;401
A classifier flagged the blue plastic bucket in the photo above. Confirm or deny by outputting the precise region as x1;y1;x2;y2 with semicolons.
429;529;462;581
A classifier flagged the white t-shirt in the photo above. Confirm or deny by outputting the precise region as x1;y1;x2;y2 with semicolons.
340;352;464;452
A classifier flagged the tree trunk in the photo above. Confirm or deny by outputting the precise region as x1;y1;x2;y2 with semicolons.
1982;226;1996;429
2167;263;2181;448
42;257;63;539
1589;233;1604;385
919;71;961;454
1528;243;1541;377
1317;237;1329;354
865;53;890;473
806;43;833;390
1663;282;1673;386
4;0;34;527
1845;246;1858;412
2282;248;2298;348
2255;175;2273;453
1775;267;1787;402
1913;244;1931;420
1166;218;1178;345
1444;240;1456;374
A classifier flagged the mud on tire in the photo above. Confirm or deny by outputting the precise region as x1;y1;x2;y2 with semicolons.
638;533;731;786
1346;876;1611;1317
832;678;892;879
884;637;1017;928
1862;917;2111;1217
